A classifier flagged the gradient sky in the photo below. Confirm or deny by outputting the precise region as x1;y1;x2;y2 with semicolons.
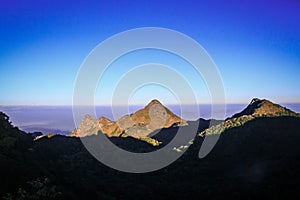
0;0;300;105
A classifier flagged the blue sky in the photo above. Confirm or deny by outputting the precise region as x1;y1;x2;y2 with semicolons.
0;0;300;105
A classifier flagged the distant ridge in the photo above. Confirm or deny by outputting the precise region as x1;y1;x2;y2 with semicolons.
199;98;300;136
70;99;187;145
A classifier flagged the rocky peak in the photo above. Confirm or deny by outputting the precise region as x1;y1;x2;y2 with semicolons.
70;100;187;145
146;99;163;107
200;98;300;136
70;115;100;137
231;98;298;119
250;98;261;105
130;99;185;130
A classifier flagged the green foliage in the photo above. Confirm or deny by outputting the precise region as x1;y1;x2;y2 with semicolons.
110;127;119;137
173;121;189;127
200;115;254;135
138;137;161;146
34;133;57;141
172;139;193;152
200;107;300;136
121;133;129;138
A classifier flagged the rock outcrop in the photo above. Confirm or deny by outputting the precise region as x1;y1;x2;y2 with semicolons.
69;115;100;137
70;99;187;145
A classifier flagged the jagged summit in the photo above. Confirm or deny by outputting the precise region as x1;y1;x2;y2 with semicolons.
130;99;184;130
148;99;162;104
70;99;187;145
231;98;298;119
145;99;163;107
249;97;261;105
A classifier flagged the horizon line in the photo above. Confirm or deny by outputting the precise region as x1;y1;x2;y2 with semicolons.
1;102;300;107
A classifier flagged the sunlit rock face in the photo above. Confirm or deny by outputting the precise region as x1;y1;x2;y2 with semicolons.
70;99;187;139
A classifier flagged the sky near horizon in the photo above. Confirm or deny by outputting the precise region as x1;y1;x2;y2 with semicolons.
0;0;300;105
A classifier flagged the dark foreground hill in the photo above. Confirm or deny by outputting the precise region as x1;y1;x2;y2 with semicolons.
1;100;300;200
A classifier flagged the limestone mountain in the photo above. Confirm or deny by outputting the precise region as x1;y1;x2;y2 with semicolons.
70;99;187;145
199;98;300;136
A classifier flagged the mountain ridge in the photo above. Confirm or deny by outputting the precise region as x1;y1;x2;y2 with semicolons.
199;98;300;136
70;99;187;145
230;98;299;119
1;98;300;199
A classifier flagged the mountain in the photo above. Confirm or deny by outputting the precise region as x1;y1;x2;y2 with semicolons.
199;98;300;136
1;99;300;199
70;99;187;145
231;98;299;118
